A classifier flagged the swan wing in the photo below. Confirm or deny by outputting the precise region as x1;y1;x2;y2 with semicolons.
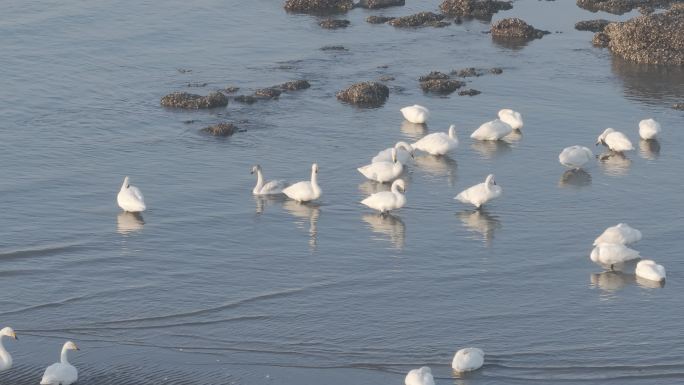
41;363;78;385
260;180;289;195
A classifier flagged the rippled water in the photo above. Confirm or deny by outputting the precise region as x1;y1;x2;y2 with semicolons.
1;0;683;384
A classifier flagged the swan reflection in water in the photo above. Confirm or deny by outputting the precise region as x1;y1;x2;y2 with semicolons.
400;121;428;141
253;194;287;215
282;200;320;251
559;169;592;188
458;209;501;246
362;213;405;250
639;139;661;160
117;212;144;234
599;152;631;176
470;140;512;160
590;265;664;292
414;155;458;186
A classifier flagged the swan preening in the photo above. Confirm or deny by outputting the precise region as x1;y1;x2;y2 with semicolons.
0;327;17;373
455;174;502;208
282;163;321;202
372;141;415;164
452;347;485;373
117;176;146;212
405;366;435;385
590;243;640;270
596;128;634;153
412;124;459;156
470;119;513;141
559;146;593;169
636;260;666;282
401;105;430;124
593;223;642;246
251;164;288;195
361;179;406;213
639;118;661;140
498;109;523;130
40;341;79;385
358;148;403;183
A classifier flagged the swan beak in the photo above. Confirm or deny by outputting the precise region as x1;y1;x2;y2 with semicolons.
11;333;17;340
250;170;254;174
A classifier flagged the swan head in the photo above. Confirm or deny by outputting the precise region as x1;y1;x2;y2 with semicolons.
0;327;17;340
250;164;261;175
485;174;497;186
312;163;319;174
392;179;406;193
63;341;79;351
395;141;415;159
596;128;616;145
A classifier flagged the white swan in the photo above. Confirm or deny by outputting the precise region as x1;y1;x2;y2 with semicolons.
372;141;415;164
470;119;513;141
452;347;485;373
400;104;430;124
361;179;406;213
412;124;459;155
590;243;640;270
117;176;146;212
455;174;502;208
405;366;435;385
639;118;661;140
251;165;288;195
358;148;403;183
593;223;642;246
0;327;17;373
498;109;523;130
635;259;666;282
282;163;321;203
559;146;593;169
40;341;79;385
596;128;634;152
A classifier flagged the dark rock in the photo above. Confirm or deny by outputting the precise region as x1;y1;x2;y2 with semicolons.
490;67;504;74
379;75;395;81
319;18;351;28
576;0;676;15
187;82;207;87
575;19;612;32
284;0;354;13
183;120;198;124
222;86;240;93
419;71;450;81
429;21;451;27
254;88;282;98
160;91;228;109
357;0;405;9
201;123;238;137
491;18;550;40
177;68;192;73
459;89;482;96
639;5;655;13
366;15;396;24
452;67;483;77
440;0;513;19
278;80;311;91
321;45;348;50
388;12;446;27
603;5;684;64
592;32;611;47
336;81;389;107
420;79;465;94
233;95;258;104
673;103;684;110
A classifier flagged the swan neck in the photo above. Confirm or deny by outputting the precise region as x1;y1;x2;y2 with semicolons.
60;346;70;364
254;169;264;191
0;338;9;368
449;126;456;139
310;169;319;189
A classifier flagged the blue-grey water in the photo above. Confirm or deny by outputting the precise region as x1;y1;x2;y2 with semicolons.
1;0;683;384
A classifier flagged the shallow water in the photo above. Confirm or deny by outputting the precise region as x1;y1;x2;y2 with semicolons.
0;0;683;384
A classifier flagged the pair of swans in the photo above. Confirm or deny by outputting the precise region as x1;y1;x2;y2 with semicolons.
405;348;485;385
0;331;79;385
370;125;458;167
470;109;522;141
251;164;321;203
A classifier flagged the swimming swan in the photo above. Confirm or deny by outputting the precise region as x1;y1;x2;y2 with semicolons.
282;163;321;203
412;124;459;155
470;119;513;141
559;146;593;169
405;366;435;385
372;141;415;164
590;243;640;270
251;165;288;195
635;259;666;282
361;179;406;213
358;148;403;183
593;223;642;246
400;105;430;124
639;118;661;140
452;347;485;373
455;174;502;208
40;341;79;385
117;176;146;212
596;128;634;152
0;327;17;373
498;109;523;130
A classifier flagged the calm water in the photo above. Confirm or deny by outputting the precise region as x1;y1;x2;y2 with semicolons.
1;0;683;384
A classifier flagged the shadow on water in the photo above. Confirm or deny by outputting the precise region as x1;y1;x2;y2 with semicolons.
400;121;428;141
458;209;501;246
361;213;406;250
414;155;458;185
116;212;144;235
639;139;661;160
598;152;631;176
282;200;320;251
470;140;512;160
491;37;535;51
591;270;666;292
558;169;592;188
611;56;684;106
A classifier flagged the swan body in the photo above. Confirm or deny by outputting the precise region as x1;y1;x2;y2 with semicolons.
0;327;17;373
559;146;593;169
470;119;513;141
412;124;459;155
596;128;634;152
498;109;523;130
40;341;79;385
117;176;146;212
251;165;288;195
593;223;642;246
358;148;403;183
455;174;502;208
361;179;406;213
400;105;430;124
639;118;661;140
635;259;666;282
590;243;640;269
372;141;415;164
282;163;321;202
405;366;435;385
452;347;485;372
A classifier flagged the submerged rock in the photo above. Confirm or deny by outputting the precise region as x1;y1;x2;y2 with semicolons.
160;91;228;109
452;67;483;77
420;79;465;94
222;86;240;93
490;67;504;74
440;0;512;19
379;75;395;81
388;12;446;27
491;18;550;40
419;71;450;81
593;32;611;47
576;0;675;15
366;15;396;24
357;0;405;9
575;19;612;32
254;88;282;99
233;95;258;104
201;123;239;137
459;88;481;96
319;18;351;28
321;45;348;50
602;5;684;64
673;103;684;110
187;82;208;87
278;80;311;91
284;0;354;13
336;81;389;107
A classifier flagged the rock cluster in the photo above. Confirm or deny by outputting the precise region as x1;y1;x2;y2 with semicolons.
388;12;448;27
439;0;512;19
491;18;550;40
319;18;350;29
201;123;239;137
160;92;228;109
458;89;481;96
575;19;612;32
366;15;396;24
284;0;353;13
336;82;390;107
357;0;405;9
576;0;675;15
